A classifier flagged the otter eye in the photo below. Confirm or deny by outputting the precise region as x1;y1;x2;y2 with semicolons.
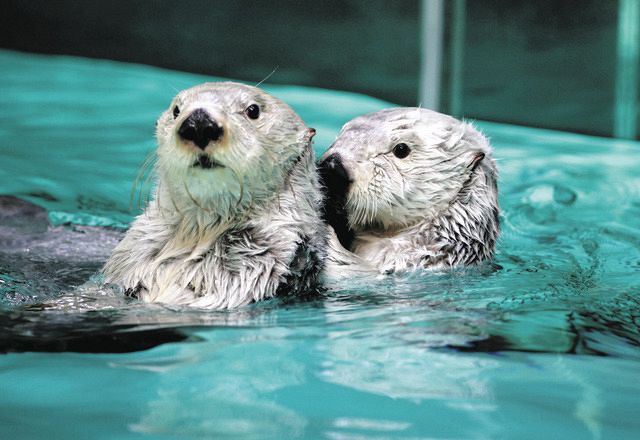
245;104;260;120
392;143;411;159
172;105;180;119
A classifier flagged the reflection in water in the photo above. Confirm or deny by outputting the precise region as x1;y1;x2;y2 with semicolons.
1;181;639;360
125;328;308;439
0;307;192;353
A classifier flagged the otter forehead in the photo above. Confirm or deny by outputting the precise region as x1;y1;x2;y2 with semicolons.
176;82;267;104
329;107;470;161
344;107;458;131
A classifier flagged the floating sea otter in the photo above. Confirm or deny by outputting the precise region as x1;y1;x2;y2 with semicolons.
104;82;327;308
319;108;499;276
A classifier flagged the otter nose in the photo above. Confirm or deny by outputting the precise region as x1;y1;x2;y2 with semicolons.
319;153;351;192
318;153;355;249
178;108;224;149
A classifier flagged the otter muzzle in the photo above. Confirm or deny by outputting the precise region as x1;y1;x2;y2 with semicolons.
319;154;351;191
318;153;355;249
178;108;224;149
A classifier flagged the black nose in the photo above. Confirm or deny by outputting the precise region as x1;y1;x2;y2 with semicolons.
319;154;351;192
318;153;355;249
178;108;224;149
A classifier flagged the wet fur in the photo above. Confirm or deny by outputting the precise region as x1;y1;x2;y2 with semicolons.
321;108;499;277
104;82;327;308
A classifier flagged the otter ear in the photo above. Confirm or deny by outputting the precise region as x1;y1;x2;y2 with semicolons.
468;151;485;171
299;127;316;144
304;127;316;141
307;128;316;140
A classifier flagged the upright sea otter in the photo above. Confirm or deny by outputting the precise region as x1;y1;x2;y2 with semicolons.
104;82;327;308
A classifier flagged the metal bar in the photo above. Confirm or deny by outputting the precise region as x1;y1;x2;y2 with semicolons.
419;0;445;110
614;0;640;139
449;0;466;117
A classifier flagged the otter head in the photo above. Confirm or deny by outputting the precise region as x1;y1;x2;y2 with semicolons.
155;82;313;220
319;108;499;255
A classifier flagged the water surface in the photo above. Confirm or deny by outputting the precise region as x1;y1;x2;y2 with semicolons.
1;50;639;440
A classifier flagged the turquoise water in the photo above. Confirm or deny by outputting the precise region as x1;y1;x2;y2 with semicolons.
1;50;639;439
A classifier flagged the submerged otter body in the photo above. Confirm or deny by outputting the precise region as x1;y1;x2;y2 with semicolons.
319;107;499;277
104;82;327;308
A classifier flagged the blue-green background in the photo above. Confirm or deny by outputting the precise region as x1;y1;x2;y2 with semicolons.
1;0;636;139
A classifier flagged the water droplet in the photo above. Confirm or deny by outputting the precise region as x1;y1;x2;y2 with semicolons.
553;184;577;206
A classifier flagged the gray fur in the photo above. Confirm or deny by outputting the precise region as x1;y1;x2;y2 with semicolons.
104;82;327;308
321;107;499;277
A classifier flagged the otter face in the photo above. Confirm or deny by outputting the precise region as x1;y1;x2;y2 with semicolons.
319;108;493;240
155;82;311;215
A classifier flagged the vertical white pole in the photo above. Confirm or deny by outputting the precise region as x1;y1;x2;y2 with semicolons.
614;0;640;139
419;0;445;111
449;0;466;117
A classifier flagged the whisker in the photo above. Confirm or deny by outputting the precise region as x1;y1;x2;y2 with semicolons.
226;163;246;211
169;185;183;216
165;82;180;94
255;66;279;88
139;163;157;211
382;156;405;196
130;150;157;212
182;177;210;213
155;180;163;215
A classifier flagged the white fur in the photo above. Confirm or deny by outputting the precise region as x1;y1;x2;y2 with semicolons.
104;82;327;308
321;108;499;277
